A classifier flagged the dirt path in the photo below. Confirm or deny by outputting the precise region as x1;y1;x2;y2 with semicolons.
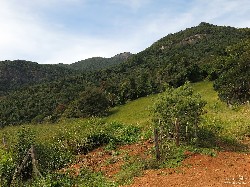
128;152;250;187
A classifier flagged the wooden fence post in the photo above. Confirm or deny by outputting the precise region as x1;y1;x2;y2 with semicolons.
174;118;180;147
154;127;160;160
30;145;43;178
10;145;43;186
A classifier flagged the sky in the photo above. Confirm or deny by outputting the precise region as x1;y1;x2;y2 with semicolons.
1;0;250;64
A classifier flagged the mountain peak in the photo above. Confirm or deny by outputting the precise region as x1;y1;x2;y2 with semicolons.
113;52;132;60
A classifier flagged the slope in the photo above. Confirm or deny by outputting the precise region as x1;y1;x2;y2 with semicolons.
1;23;250;126
0;81;250;186
66;52;132;72
0;60;77;95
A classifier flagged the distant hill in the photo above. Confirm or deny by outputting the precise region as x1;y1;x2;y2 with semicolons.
61;52;132;72
0;60;78;95
0;52;132;95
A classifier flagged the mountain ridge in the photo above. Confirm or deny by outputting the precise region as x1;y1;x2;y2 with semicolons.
0;22;249;126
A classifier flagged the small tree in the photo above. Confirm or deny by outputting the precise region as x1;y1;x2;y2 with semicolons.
152;83;206;155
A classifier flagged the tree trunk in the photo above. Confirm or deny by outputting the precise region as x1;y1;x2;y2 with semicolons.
194;113;198;142
154;127;160;160
11;145;43;186
2;136;7;148
30;145;43;178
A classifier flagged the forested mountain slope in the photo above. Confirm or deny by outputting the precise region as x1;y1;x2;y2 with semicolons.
64;52;132;72
0;52;132;96
0;60;77;95
1;22;249;127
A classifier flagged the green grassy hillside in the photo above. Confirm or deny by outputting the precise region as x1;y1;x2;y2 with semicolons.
1;81;249;145
1;81;249;186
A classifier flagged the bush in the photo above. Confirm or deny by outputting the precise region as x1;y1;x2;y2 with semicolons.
0;148;16;186
116;156;144;185
14;127;36;180
152;83;206;147
31;168;117;187
106;122;141;145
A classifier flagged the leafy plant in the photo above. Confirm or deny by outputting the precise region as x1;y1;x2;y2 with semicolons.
0;148;16;186
152;83;206;147
116;156;144;185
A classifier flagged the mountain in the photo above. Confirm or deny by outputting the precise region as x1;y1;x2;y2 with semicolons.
0;60;77;96
0;52;132;95
1;22;250;127
64;52;132;72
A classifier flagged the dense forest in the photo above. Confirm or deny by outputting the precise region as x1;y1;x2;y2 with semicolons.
0;60;77;96
0;22;250;127
62;52;132;72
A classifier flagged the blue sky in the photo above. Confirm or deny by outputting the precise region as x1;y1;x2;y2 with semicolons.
1;0;250;64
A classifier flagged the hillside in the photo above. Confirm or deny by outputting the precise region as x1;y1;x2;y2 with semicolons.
65;52;132;72
0;81;250;186
0;60;77;95
0;52;132;96
0;22;250;127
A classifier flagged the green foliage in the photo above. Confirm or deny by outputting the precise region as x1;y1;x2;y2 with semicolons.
35;143;73;172
159;143;187;168
214;40;250;104
14;128;36;180
8;127;73;183
0;76;89;126
67;52;132;72
106;122;141;145
0;80;249;186
0;60;77;96
0;148;16;186
64;87;110;118
50;120;141;154
115;156;144;185
1;23;250;127
27;168;117;187
152;83;206;145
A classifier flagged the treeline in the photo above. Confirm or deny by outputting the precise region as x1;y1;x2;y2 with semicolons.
0;22;250;127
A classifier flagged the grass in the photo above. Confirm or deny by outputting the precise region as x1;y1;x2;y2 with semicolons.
1;80;249;148
193;81;250;140
105;95;155;127
0;81;250;186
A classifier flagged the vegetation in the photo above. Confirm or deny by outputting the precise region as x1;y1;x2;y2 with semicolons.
1;23;250;126
0;22;250;186
214;40;250;104
64;52;132;72
0;81;249;185
152;83;206;148
0;119;141;186
0;60;77;96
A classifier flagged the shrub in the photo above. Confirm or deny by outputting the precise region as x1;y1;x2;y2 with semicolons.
0;148;16;186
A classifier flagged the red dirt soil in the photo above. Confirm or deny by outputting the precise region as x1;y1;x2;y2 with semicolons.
67;140;153;177
128;151;250;187
67;141;250;187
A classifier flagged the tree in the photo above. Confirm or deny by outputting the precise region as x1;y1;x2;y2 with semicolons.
152;83;206;149
214;40;250;104
64;87;110;118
